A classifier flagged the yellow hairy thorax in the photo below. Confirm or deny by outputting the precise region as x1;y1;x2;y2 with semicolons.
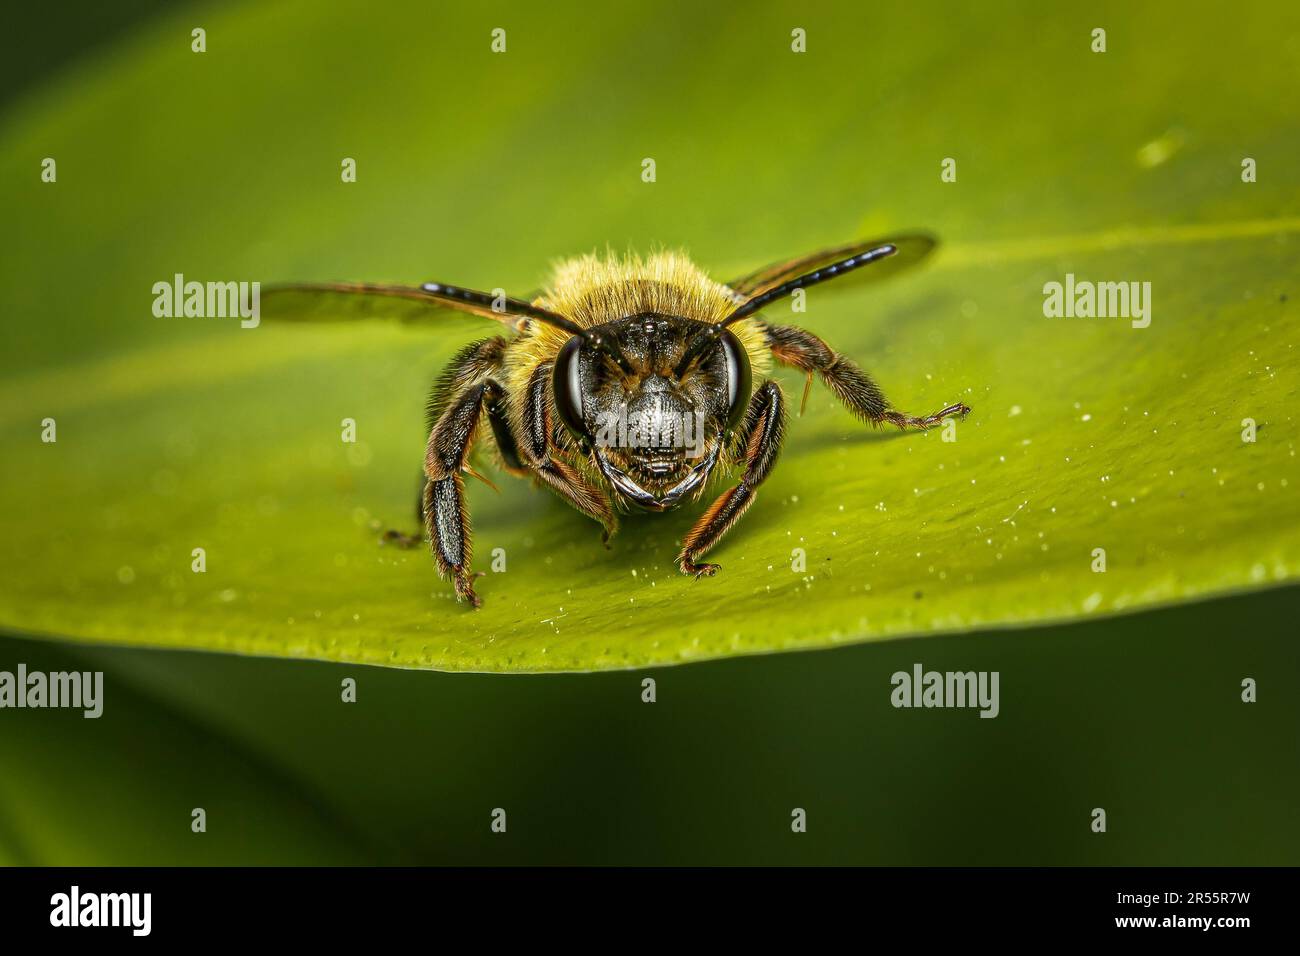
505;251;771;396
538;251;738;327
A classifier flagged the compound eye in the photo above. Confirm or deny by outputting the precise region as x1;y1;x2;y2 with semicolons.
719;328;752;431
551;335;587;440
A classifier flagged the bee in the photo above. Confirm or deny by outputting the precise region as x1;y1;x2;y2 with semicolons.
265;236;970;607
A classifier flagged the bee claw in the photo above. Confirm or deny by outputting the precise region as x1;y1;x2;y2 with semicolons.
454;576;483;609
679;559;721;578
886;402;973;430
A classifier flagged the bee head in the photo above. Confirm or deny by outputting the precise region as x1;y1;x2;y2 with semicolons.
551;315;751;510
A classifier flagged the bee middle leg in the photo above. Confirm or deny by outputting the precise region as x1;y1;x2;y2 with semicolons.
762;322;969;427
423;379;512;608
677;379;786;577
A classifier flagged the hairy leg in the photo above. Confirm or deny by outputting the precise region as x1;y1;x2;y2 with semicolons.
423;378;519;607
418;339;517;606
383;337;525;552
678;379;786;576
424;337;509;433
763;322;969;427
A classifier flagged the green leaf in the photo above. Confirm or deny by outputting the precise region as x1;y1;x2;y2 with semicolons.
1;1;1297;672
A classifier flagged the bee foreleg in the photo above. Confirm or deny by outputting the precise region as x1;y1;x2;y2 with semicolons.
762;322;969;429
389;338;516;555
677;379;786;577
424;380;501;608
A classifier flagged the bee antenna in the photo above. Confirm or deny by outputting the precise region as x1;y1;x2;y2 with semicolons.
421;282;587;336
420;282;634;373
719;244;899;327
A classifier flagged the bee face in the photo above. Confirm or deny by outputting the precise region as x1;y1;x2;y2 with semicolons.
552;313;751;510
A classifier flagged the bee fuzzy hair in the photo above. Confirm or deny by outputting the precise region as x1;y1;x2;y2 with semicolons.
519;250;771;377
538;250;737;328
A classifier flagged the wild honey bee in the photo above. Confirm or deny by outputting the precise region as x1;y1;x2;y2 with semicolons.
265;237;970;607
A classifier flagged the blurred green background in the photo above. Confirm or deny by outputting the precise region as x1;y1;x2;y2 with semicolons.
0;0;1297;863
0;585;1295;865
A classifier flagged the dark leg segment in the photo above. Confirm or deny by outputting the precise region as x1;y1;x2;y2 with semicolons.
425;337;509;433
763;322;969;428
384;339;535;606
678;379;786;576
423;380;508;607
385;337;517;555
418;337;524;607
487;388;528;475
